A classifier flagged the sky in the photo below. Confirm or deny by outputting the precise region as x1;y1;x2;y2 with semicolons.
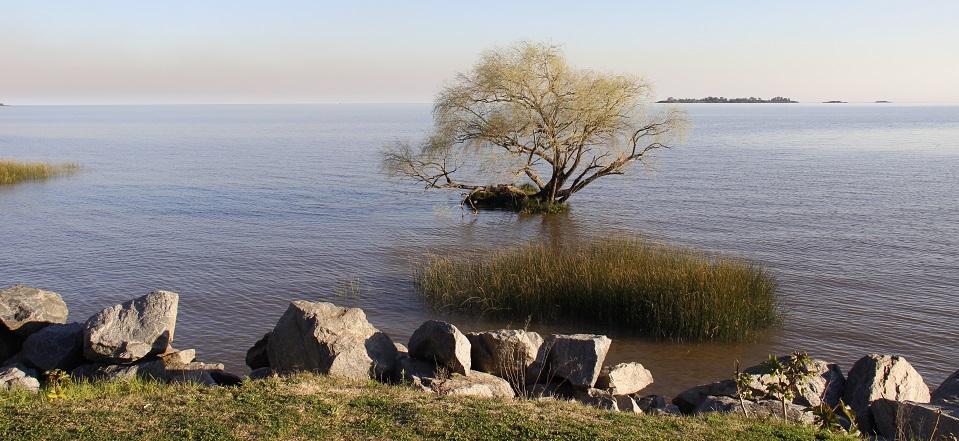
2;1;958;104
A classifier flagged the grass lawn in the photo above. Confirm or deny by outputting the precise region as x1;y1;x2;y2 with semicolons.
0;373;854;441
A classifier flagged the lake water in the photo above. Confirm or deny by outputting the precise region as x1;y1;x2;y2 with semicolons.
1;103;957;396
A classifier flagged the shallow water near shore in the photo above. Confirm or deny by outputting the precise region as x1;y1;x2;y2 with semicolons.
1;103;957;396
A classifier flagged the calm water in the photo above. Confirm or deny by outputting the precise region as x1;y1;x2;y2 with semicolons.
1;104;957;395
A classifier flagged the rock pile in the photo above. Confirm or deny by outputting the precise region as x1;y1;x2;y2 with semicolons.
0;285;238;389
2;285;956;439
246;300;663;412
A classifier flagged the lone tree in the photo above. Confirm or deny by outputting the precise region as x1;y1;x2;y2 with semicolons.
383;42;687;212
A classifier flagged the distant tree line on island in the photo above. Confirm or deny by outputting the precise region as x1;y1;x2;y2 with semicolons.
657;96;797;103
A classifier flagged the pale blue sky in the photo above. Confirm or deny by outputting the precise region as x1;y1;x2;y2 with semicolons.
2;1;957;104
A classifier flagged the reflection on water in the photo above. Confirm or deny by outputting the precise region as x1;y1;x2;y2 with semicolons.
1;103;957;395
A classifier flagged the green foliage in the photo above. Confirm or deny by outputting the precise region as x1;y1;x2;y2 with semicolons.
734;360;755;417
810;399;861;437
0;372;857;441
759;352;815;422
43;369;71;401
0;160;79;186
416;237;780;342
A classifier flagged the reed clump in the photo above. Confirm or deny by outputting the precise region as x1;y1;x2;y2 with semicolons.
0;160;79;186
416;238;780;342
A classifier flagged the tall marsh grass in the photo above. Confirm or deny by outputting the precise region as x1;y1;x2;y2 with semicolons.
0;160;79;186
416;238;780;342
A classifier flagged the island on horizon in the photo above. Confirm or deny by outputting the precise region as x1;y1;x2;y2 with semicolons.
656;96;797;103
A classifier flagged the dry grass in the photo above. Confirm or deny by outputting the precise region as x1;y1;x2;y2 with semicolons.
417;238;780;342
0;160;79;186
0;373;855;441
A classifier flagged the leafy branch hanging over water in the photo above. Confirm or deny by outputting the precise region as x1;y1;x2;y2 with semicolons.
382;42;688;212
415;238;779;342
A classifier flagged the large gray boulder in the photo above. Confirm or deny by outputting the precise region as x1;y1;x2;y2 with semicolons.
408;320;471;376
871;399;959;440
0;365;40;393
533;334;611;388
844;354;931;431
429;371;515;399
595;362;654;395
466;329;543;379
83;290;179;364
743;356;846;407
933;369;959;406
20;322;84;371
267;301;397;381
246;332;271;370
0;284;68;336
694;395;815;424
672;356;844;413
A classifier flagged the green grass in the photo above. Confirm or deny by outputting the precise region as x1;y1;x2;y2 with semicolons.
0;373;854;441
0;160;79;186
416;238;780;342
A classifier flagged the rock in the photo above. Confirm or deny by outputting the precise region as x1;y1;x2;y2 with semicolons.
871;398;959;440
672;356;844;413
408;320;471;376
694;395;814;424
528;381;576;400
83;290;179;364
429;371;515;399
0;328;20;363
0;365;40;393
533;334;611;388
636;395;668;412
933;369;959;406
614;394;642;413
575;388;619;411
466;329;543;379
71;360;166;382
209;370;244;386
20;322;84;371
394;342;408;353
0;285;69;337
673;380;739;413
159;348;196;366
844;354;930;431
595;362;654;395
267;301;397;381
637;394;683;415
744;356;846;407
248;367;274;380
395;352;438;384
165;361;226;386
245;332;271;370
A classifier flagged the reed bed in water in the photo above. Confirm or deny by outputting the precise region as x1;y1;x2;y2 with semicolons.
416;238;780;342
0;160;79;186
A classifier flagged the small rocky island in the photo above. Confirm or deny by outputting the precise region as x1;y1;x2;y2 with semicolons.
657;96;797;103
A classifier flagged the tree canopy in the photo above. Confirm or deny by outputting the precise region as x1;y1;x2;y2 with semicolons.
383;42;687;211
